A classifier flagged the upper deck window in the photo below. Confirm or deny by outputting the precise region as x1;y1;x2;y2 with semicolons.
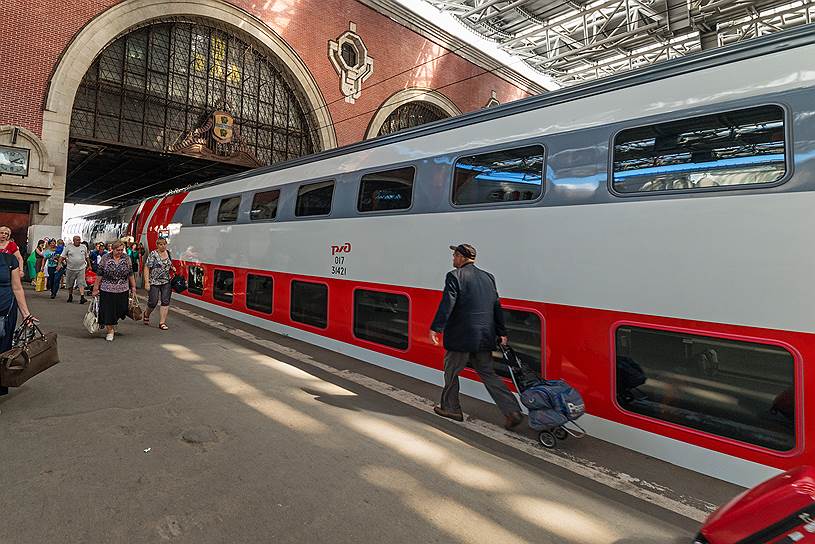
217;196;241;223
612;105;786;194
295;180;334;217
452;145;544;206
191;202;210;225
250;190;280;221
358;167;415;212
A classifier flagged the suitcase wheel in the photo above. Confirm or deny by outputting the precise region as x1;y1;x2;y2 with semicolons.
538;431;556;448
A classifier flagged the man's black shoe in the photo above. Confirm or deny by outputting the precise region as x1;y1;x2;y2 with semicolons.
434;405;464;422
504;412;523;430
49;294;55;299
79;297;87;304
67;295;73;303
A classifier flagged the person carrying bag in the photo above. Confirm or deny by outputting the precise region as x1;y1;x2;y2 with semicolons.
0;251;35;397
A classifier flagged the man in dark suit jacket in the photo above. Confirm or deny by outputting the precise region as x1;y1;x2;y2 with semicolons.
430;244;522;429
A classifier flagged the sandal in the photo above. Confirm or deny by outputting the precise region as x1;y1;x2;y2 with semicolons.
159;323;169;330
143;315;150;326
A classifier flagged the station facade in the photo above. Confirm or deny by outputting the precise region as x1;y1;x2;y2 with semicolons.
0;0;540;250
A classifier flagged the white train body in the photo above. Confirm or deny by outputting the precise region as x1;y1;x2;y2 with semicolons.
65;27;815;487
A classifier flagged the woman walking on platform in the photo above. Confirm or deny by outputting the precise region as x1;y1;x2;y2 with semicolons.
0;251;35;397
143;238;175;330
92;240;135;342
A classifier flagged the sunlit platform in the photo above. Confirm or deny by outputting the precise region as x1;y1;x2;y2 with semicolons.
0;288;739;543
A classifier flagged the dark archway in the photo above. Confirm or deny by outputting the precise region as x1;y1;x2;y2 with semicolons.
68;18;319;205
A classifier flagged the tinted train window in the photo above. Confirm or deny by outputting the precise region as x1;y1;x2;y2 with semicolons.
353;290;409;349
295;180;334;217
453;145;544;206
612;105;786;193
188;265;204;295
217;196;241;223
251;190;280;221
191;202;210;225
615;326;795;451
247;274;273;314
492;309;542;378
290;280;327;328
213;270;234;303
358;167;414;212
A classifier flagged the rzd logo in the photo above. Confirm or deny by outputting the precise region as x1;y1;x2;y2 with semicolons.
331;242;352;255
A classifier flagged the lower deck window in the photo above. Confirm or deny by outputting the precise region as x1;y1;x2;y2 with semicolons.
213;270;234;303
353;290;409;349
616;326;795;451
492;309;542;378
246;274;273;314
290;280;327;328
188;266;204;295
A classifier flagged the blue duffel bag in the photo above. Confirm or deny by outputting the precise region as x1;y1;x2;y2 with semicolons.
528;408;568;430
521;380;585;422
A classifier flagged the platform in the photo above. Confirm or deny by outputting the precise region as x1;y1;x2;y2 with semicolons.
0;287;745;543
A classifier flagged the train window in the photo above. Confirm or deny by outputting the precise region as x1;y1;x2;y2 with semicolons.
290;280;328;328
213;269;234;303
250;190;280;221
188;265;204;295
353;290;409;349
358;167;415;213
191;202;210;225
612;105;786;194
492;309;542;377
295;180;334;217
615;326;795;451
452;145;544;206
246;274;273;314
217;196;241;223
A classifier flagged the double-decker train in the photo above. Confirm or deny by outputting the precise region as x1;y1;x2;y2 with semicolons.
66;25;815;487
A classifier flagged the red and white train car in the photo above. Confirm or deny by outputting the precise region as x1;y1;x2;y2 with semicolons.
67;26;815;487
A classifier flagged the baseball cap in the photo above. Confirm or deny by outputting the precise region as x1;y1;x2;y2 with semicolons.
449;244;476;259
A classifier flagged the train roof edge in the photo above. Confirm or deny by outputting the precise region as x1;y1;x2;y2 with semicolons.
74;23;815;216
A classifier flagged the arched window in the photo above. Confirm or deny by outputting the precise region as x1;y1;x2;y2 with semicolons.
377;101;450;137
70;18;317;166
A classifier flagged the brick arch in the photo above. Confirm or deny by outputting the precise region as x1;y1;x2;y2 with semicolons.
45;0;336;152
41;0;337;226
364;88;462;140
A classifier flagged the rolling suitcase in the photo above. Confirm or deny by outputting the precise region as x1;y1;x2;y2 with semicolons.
695;465;815;543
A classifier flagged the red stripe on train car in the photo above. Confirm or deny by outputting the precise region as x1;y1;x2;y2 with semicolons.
135;198;160;242
145;192;188;252
172;259;813;472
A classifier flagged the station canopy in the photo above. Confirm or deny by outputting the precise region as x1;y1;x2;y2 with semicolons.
413;0;815;86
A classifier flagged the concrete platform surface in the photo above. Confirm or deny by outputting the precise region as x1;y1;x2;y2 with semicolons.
0;288;726;543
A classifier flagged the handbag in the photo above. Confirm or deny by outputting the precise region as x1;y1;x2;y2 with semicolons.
0;317;60;388
128;294;143;321
166;251;187;294
84;297;99;334
170;274;187;294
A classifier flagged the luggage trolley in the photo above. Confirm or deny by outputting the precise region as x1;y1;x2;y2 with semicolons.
500;345;586;449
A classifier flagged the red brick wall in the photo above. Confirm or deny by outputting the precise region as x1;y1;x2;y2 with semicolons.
0;0;531;146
